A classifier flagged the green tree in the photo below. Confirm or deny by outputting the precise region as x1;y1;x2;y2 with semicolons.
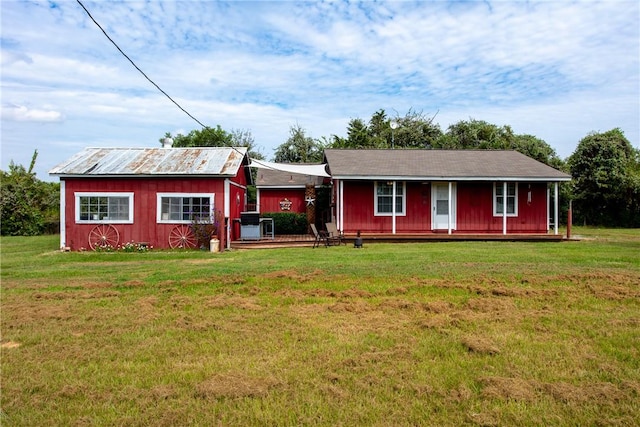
568;128;639;227
273;124;324;163
1;150;60;236
160;126;264;160
329;109;442;150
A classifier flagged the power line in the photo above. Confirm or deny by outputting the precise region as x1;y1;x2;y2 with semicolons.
76;0;208;129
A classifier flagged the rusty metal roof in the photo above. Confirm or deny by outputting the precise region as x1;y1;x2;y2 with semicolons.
49;147;248;177
324;149;571;181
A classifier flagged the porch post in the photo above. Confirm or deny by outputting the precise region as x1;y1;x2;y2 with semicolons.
554;182;559;235
547;186;550;231
338;180;344;231
502;182;507;235
224;179;231;249
447;181;452;235
392;181;397;234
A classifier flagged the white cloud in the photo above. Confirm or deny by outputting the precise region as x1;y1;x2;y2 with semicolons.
1;104;64;122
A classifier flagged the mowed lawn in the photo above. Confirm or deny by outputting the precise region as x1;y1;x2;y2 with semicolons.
1;228;639;426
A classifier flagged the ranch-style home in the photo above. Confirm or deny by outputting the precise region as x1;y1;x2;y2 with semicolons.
49;146;250;251
323;149;571;237
51;146;572;251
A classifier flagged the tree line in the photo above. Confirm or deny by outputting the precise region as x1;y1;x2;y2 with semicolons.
1;111;638;235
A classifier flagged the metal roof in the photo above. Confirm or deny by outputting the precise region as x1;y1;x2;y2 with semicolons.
49;147;248;177
324;149;571;181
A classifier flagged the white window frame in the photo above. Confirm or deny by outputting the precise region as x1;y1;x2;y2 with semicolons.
493;182;518;217
156;193;215;224
75;192;134;224
374;181;406;217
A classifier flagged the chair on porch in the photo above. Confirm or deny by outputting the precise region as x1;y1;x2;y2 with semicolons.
325;222;345;245
310;224;328;248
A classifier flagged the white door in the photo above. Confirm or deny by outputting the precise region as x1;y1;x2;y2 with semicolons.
432;183;456;230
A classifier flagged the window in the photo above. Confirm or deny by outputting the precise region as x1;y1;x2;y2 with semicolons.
494;182;518;216
75;192;134;223
157;193;214;223
374;182;405;216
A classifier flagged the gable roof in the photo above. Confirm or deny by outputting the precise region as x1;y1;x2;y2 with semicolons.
324;149;571;182
255;168;325;188
49;147;248;177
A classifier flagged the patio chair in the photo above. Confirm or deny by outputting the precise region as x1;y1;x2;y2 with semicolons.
310;224;328;248
325;222;345;245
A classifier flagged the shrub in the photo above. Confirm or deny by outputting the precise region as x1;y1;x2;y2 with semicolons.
262;212;308;235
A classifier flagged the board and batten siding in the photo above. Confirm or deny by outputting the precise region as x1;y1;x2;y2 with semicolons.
61;177;238;250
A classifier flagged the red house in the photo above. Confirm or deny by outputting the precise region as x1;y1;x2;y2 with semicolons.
49;147;250;251
323;149;571;237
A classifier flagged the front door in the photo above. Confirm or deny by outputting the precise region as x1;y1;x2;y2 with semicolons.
432;182;456;231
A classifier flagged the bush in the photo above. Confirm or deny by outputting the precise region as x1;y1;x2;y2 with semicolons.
262;212;308;235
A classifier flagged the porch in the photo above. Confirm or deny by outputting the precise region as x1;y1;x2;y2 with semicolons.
230;232;565;249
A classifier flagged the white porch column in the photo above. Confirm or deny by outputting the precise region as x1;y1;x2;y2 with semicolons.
59;180;66;249
224;179;231;249
554;182;559;235
392;181;397;234
447;181;452;235
338;180;344;231
502;182;508;235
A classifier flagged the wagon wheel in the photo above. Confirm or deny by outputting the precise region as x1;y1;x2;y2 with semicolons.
88;224;120;250
168;225;197;249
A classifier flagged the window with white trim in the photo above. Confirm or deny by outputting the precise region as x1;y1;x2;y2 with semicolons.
157;193;214;223
75;192;134;223
494;182;518;216
374;182;405;216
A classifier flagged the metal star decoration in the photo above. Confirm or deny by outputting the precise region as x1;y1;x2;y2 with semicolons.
305;196;315;206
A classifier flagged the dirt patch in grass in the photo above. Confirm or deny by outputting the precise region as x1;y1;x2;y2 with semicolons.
480;376;537;401
6;301;74;322
194;373;279;399
462;336;500;355
480;376;630;406
262;269;326;284
205;295;263;311
1;341;22;349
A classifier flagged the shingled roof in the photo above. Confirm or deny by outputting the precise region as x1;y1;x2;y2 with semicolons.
255;168;325;188
324;149;571;182
49;147;247;177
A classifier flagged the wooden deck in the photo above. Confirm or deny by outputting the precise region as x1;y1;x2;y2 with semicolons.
230;232;565;249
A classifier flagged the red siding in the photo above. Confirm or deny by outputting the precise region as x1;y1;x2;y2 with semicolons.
340;181;430;233
338;180;549;234
62;176;247;250
259;189;307;214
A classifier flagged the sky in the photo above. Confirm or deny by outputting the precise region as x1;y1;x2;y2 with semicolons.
1;0;639;181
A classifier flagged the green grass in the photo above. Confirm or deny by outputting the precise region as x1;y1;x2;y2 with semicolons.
1;227;639;426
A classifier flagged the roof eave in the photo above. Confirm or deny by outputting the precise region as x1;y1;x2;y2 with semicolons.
330;175;571;182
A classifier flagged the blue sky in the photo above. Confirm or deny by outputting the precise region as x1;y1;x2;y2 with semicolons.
2;0;638;181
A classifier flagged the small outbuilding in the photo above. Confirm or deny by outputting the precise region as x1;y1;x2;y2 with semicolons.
323;149;571;236
49;146;250;250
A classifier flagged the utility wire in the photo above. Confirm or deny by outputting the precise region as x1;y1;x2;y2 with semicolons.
76;0;208;129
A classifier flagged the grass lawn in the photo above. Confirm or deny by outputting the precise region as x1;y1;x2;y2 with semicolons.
1;227;639;426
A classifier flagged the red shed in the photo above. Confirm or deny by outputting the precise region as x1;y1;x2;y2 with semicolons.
49;147;250;251
323;149;571;236
255;168;326;214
